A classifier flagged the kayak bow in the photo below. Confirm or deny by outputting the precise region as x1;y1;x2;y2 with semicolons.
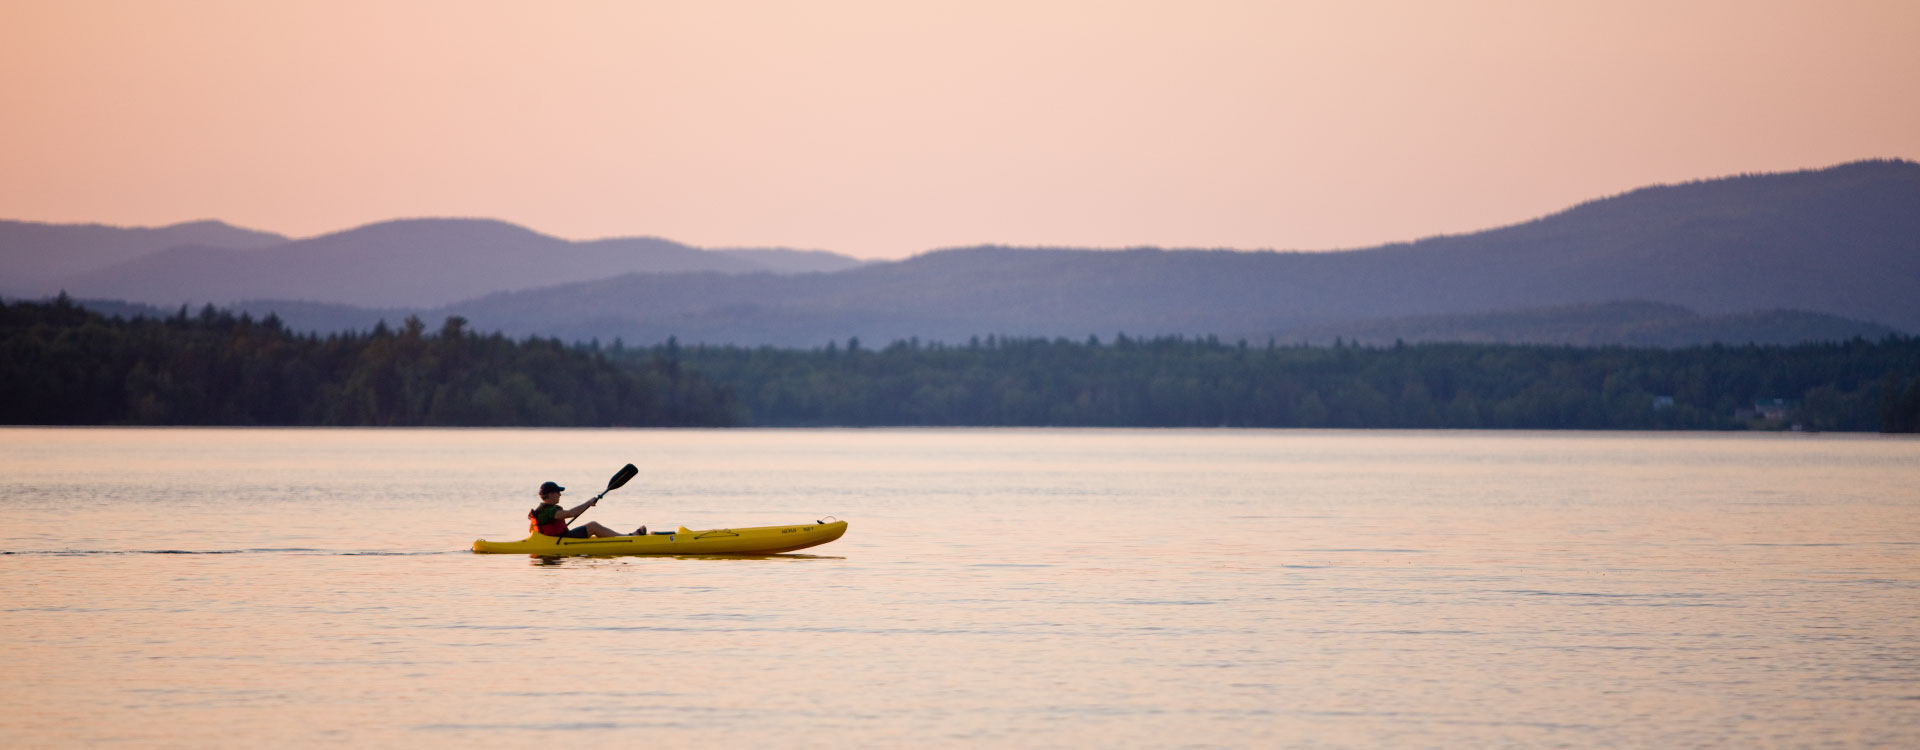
472;520;848;556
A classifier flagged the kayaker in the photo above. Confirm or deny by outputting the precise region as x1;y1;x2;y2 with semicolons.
529;481;646;538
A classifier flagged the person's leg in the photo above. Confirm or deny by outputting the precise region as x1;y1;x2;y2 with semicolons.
579;521;625;537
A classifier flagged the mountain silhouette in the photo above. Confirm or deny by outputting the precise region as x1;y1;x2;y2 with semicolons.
0;219;285;295
397;160;1917;346
19;159;1920;347
15;217;866;307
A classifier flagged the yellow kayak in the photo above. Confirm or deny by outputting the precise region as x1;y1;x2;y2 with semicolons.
472;520;848;556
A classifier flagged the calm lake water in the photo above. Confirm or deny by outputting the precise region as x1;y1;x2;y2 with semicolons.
3;428;1918;748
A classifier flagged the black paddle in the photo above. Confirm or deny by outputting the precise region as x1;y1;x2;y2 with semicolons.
588;463;640;506
556;463;639;544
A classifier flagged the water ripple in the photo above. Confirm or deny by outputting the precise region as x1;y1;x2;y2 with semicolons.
1;548;459;556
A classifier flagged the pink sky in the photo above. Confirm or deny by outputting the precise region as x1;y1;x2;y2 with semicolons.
3;0;1916;259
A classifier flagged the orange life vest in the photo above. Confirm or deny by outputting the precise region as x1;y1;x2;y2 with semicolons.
529;506;568;537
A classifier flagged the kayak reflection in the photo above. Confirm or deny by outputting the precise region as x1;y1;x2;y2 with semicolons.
527;552;846;566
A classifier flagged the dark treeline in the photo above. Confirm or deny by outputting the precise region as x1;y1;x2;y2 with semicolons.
1;297;737;426
10;296;1920;431
635;334;1920;432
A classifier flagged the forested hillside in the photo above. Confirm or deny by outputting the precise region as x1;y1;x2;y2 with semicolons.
9;297;1918;431
0;297;738;426
645;334;1920;431
1281;302;1900;348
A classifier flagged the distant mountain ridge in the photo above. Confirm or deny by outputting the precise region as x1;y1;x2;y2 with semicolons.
16;159;1920;348
0;219;286;295
404;160;1917;346
712;247;868;274
5;217;868;307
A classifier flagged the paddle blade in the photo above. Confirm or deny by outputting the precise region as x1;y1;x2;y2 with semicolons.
606;463;639;491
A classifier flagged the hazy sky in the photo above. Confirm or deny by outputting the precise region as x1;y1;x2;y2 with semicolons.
3;0;1916;259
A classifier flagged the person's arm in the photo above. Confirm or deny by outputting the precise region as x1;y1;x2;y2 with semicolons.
559;498;599;520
